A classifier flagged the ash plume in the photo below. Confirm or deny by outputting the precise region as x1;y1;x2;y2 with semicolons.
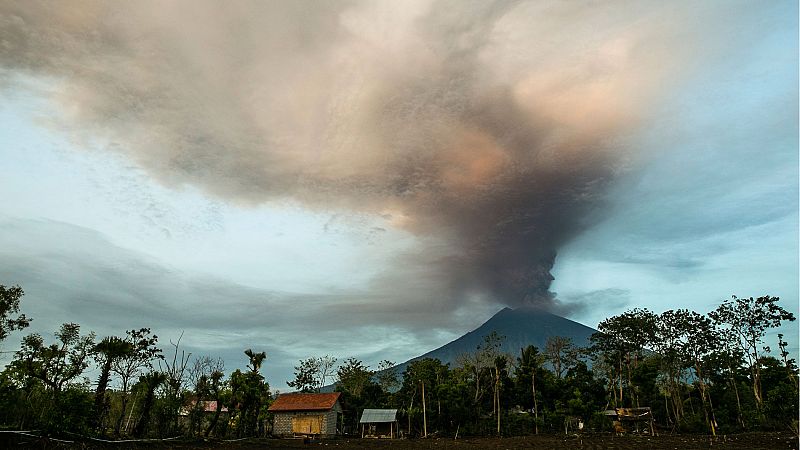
0;0;702;310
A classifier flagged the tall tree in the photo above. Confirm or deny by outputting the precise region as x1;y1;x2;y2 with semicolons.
651;309;689;428
543;336;577;379
709;295;796;411
515;345;545;433
230;349;270;437
159;332;191;436
678;310;720;436
477;332;506;420
400;358;449;436
92;336;133;433
491;354;508;436
111;328;162;436
591;309;657;408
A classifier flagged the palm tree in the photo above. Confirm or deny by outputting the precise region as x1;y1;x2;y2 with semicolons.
245;349;267;374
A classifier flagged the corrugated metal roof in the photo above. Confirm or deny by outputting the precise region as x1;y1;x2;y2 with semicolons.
359;409;398;423
268;392;341;412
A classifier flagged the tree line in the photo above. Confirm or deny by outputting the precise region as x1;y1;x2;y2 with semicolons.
0;284;796;440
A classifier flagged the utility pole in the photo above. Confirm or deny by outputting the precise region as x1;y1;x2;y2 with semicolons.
421;380;427;438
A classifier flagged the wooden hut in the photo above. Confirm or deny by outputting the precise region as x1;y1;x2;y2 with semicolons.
602;407;656;435
268;392;342;437
359;409;398;439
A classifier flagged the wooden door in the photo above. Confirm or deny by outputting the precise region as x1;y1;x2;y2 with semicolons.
292;415;322;434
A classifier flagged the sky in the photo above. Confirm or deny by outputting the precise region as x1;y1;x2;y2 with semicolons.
0;0;797;390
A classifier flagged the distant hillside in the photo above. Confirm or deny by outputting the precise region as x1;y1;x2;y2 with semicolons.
389;305;597;377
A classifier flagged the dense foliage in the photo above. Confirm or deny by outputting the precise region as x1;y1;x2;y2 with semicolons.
0;285;796;440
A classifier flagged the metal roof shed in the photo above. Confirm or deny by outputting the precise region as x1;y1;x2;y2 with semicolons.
359;409;398;439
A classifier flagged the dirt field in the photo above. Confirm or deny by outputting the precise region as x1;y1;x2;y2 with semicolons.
5;432;798;450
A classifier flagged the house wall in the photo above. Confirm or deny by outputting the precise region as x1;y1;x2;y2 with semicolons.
273;412;295;436
273;407;339;436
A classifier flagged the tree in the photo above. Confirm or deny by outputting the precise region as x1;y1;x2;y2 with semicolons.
653;309;720;434
376;360;399;393
159;332;191;436
399;358;450;436
336;358;374;398
205;369;226;438
0;284;31;342
469;332;506;421
9;323;95;433
543;336;577;379
651;309;691;428
491;354;508;435
287;355;337;393
709;295;796;412
676;310;720;435
317;355;337;390
12;323;95;398
187;355;224;437
705;331;747;429
134;371;167;437
591;309;657;408
515;345;545;433
287;357;319;393
230;349;270;437
111;328;162;436
92;336;133;433
335;358;384;433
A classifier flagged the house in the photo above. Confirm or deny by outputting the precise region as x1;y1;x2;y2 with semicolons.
179;400;228;416
178;400;229;432
268;392;342;437
359;409;398;439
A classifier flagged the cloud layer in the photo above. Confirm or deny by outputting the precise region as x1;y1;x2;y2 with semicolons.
0;216;481;387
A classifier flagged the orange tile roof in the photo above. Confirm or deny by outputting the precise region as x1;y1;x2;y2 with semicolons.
268;392;341;412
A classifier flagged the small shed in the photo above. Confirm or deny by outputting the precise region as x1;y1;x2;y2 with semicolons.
603;407;656;435
269;392;342;437
359;409;398;439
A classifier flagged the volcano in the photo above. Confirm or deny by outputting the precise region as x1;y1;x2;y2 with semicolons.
392;306;597;375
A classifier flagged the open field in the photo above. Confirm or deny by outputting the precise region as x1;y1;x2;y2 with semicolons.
5;432;798;450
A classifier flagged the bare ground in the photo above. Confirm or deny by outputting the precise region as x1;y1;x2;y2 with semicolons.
4;432;798;450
